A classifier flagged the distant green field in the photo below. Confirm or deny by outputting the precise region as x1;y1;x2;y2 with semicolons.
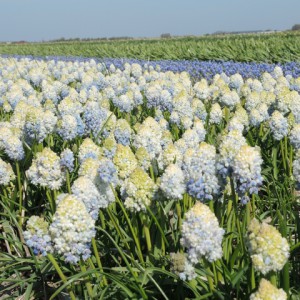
1;31;300;62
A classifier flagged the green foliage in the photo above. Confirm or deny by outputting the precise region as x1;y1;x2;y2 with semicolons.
1;31;300;63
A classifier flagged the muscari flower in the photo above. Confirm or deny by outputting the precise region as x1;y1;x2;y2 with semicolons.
121;167;157;212
269;110;289;141
209;103;223;125
78;138;102;163
293;149;300;185
160;164;186;200
57;114;79;141
170;252;197;281
112;93;134;113
220;90;240;110
247;218;290;275
24;216;53;256
229;73;244;90
191;98;207;121
160;129;173;149
71;176;104;220
289;123;300;149
133;117;163;160
83;101;109;137
232;145;263;203
235;105;249;128
216;129;246;178
0;158;15;185
250;278;287;300
227;117;244;132
182;129;201;150
249;105;269;127
135;147;152;170
192;118;206;142
162;143;183;167
183;143;219;201
24;107;57;144
98;158;118;187
49;194;95;264
26;147;64;190
245;91;261;112
145;84;173;111
60;148;74;173
58;97;82;116
181;202;224;263
76;156;116;207
113;144;138;180
114;119;132;146
0;125;24;161
102;134;117;159
193;79;209;101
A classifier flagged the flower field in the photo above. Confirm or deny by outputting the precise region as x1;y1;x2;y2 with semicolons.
0;56;300;299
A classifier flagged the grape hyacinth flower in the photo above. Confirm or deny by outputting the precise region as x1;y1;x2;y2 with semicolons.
162;143;183;167
217;129;246;178
0;158;15;185
192;118;207;143
114;119;132;146
247;218;290;275
24;108;57;144
181;129;201;150
26;148;64;190
193;79;209;101
78;158;101;184
269;110;289;141
160;164;186;200
289;124;300;149
98;158;118;187
220;90;240;110
232;145;263;203
227;117;244;132
60;148;74;172
83;101;109;137
209;103;223;125
191;98;207;121
0;125;25;161
170;252;197;281
181;202;224;263
58;97;82;116
183;143;220;201
57;115;79;141
78;138;102;163
24;216;53;256
133;117;163;160
135;147;152;170
49;194;95;264
102;134;117;159
121;167;157;212
250;279;287;300
113;144;138;180
71;176;103;220
293;150;300;187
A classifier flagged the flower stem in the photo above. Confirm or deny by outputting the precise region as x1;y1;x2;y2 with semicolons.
79;260;94;298
66;170;71;193
92;237;108;286
16;162;23;226
47;254;76;300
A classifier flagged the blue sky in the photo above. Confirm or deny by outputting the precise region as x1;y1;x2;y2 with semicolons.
0;0;300;41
